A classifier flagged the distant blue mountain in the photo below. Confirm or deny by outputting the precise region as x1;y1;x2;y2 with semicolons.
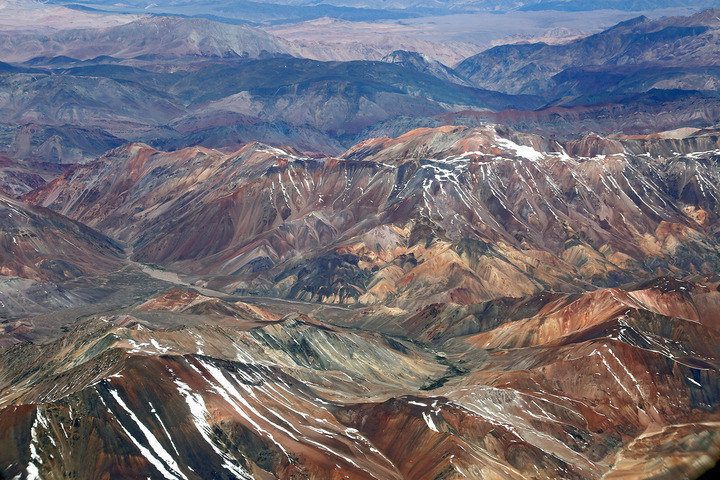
53;0;720;20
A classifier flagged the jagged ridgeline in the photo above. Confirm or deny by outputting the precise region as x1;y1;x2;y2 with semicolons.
18;125;720;306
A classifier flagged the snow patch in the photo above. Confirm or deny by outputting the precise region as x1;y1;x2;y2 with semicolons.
494;137;544;161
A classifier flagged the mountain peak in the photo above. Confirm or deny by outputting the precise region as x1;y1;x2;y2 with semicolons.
688;8;720;26
606;14;649;31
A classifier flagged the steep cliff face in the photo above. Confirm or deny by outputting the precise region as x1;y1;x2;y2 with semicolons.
23;125;720;307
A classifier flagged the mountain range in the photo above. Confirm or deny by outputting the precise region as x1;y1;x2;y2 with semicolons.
3;2;720;479
45;0;720;21
0;16;291;63
0;42;539;159
3;123;720;479
457;9;720;95
16;126;720;304
2;9;720;163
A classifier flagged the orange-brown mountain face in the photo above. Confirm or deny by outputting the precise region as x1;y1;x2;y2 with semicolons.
3;124;720;480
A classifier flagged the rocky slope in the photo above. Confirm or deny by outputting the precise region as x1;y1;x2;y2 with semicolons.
457;9;720;96
0;155;44;196
22;124;720;309
0;55;537;159
4;9;720;162
0;154;67;196
382;50;471;86
444;9;720;138
1;274;719;479
0;123;125;165
3;124;720;478
3;4;720;476
0;193;124;282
